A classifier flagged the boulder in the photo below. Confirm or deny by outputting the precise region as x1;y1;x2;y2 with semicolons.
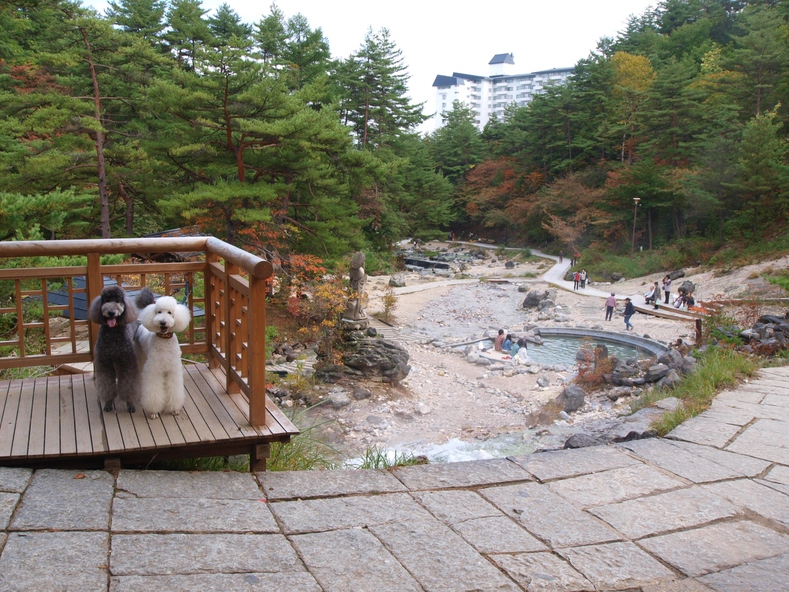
575;348;595;363
555;385;586;413
606;407;664;441
678;280;696;295
316;334;411;384
658;369;682;388
522;291;546;308
328;390;351;409
389;273;405;288
536;375;550;387
644;363;671;382
505;260;515;269
352;386;372;400
537;299;556;311
517;284;530;293
564;433;605;449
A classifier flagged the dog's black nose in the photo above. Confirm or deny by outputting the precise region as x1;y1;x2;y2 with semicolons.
107;311;116;317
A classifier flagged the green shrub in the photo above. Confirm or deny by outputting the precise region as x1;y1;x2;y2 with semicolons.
642;347;759;436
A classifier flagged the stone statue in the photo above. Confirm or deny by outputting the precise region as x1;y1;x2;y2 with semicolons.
342;251;369;330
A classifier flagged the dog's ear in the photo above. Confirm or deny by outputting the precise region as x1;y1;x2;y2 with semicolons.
121;296;139;324
173;304;191;333
138;303;156;329
88;295;104;324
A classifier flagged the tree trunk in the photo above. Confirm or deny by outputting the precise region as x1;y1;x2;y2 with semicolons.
80;27;110;239
118;182;134;236
647;208;653;250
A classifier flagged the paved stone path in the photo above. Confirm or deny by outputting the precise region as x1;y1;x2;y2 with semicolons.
1;366;787;591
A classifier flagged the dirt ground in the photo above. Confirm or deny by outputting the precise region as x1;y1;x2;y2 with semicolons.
310;244;789;461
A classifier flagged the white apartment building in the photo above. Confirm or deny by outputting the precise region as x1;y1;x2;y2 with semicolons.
431;53;574;131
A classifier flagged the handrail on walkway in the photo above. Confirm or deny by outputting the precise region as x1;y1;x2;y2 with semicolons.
0;237;273;427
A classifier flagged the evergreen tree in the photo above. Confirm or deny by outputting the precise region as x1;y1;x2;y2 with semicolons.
338;28;426;149
429;101;486;184
164;0;211;69
105;0;165;44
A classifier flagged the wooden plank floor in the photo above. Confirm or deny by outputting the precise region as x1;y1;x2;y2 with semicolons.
0;364;298;468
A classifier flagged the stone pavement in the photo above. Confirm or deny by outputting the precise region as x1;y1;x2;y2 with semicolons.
1;366;788;591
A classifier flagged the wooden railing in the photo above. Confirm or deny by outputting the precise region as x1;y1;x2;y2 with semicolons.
0;237;273;427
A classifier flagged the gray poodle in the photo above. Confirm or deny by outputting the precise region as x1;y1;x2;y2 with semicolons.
88;285;141;412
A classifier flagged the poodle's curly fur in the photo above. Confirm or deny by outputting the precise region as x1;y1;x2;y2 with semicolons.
134;288;191;419
88;285;141;413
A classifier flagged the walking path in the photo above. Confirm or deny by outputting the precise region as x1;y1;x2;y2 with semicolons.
1;365;788;591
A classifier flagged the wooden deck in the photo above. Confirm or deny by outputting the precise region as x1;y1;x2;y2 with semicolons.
0;364;298;469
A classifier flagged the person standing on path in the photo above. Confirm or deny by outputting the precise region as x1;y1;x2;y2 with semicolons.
559;251;563;263
605;292;616;321
623;297;635;331
580;269;587;289
573;271;580;290
663;275;672;304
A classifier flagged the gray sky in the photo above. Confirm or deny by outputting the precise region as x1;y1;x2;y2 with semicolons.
83;0;656;124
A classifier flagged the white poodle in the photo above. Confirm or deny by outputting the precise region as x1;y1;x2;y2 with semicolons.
134;288;191;419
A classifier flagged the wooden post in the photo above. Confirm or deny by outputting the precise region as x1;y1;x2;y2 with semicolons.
225;262;240;395
205;254;219;369
86;252;103;353
250;443;270;472
248;275;267;427
695;318;703;346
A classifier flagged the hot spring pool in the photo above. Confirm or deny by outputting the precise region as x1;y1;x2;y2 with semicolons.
461;329;664;367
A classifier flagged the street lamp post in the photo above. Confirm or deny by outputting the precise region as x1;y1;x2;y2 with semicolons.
630;197;641;257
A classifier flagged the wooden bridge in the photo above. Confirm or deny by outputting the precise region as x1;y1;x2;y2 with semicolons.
0;237;298;470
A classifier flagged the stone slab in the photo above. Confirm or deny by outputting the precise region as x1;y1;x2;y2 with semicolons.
0;467;32;493
480;482;621;548
0;492;18;530
490;552;593;591
716;400;789;421
560;541;675;589
715;390;765;404
725;420;789;464
117;469;262;499
698;552;789;592
259;468;406;500
112;496;279;533
370;518;520;591
698;406;755;426
639;520;789;577
509;444;638;481
546;463;685;508
756;478;789;496
390;458;531;490
702;479;789;527
618;439;750;483
764;464;789;486
290;528;421;591
589;486;738;539
0;531;108;592
668;439;771;477
110;573;322;592
641;580;714;592
666;416;742;448
110;533;303;576
269;492;432;535
763;394;789;407
412;489;502;524
452;516;547;553
9;469;113;531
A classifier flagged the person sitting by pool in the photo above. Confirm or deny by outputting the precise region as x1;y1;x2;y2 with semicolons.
494;329;505;351
502;334;513;352
510;339;520;358
515;338;528;361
